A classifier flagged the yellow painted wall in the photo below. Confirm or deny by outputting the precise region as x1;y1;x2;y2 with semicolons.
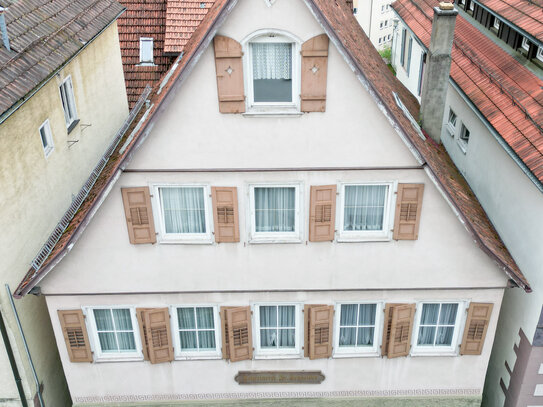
0;21;128;406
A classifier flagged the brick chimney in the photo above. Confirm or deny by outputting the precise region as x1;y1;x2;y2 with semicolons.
0;7;10;52
419;2;458;143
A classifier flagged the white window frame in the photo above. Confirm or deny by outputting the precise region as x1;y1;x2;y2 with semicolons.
242;29;302;113
59;75;78;129
493;18;500;30
139;37;154;65
537;46;543;62
248;182;302;243
152;184;213;244
253;302;302;359
521;37;530;51
170;305;221;360
411;301;466;356
84;306;143;361
458;123;470;154
468;0;474;11
39;119;54;158
337;181;396;242
333;301;383;358
446;108;457;137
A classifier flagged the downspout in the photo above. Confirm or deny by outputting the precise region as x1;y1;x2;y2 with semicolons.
0;309;27;407
5;285;43;407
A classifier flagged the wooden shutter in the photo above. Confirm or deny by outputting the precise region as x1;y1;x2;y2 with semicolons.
381;303;401;356
304;304;325;357
393;184;424;240
309;185;337;242
213;36;245;113
143;308;174;364
121;187;156;244
226;306;253;362
301;34;329;112
460;303;493;355
309;305;334;359
387;304;416;358
211;187;240;243
136;308;152;361
220;306;235;360
58;310;93;363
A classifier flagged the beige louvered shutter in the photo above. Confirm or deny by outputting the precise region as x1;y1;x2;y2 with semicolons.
144;308;174;364
136;308;152;361
393;184;424;240
304;304;325;357
212;187;240;243
381;303;401;356
460;303;493;355
387;304;415;358
226;307;253;362
220;306;235;360
301;34;329;112
58;310;93;363
309;185;337;242
121;187;156;244
213;36;245;113
309;305;334;359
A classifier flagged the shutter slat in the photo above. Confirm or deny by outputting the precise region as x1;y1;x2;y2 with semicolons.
121;187;156;244
58;310;93;363
309;185;337;242
387;304;415;358
301;34;329;112
144;308;174;364
309;305;334;360
226;306;252;362
214;36;245;113
460;303;493;355
393;184;424;240
211;187;240;243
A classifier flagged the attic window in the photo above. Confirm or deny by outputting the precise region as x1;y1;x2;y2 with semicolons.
39;120;54;158
139;37;154;65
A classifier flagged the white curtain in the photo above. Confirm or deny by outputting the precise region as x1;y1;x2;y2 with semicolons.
94;309;135;352
339;304;376;347
178;307;215;351
260;306;295;348
252;43;292;80
418;303;458;346
161;187;206;234
344;185;387;231
255;187;295;232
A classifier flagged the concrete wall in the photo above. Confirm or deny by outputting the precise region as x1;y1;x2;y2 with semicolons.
0;22;129;407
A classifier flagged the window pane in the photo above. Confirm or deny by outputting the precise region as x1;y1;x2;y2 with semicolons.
344;185;387;231
180;331;197;350
259;306;277;328
112;309;133;330
98;332;117;351
358;304;376;325
340;304;357;326
196;307;214;329
260;329;277;347
278;306;295;327
178;308;196;329
436;326;455;346
116;332;136;351
198;331;216;350
357;327;374;346
161;187;206;234
254;187;295;232
252;43;292;102
439;304;458;325
339;327;356;346
40;127;48;147
278;329;295;348
417;326;436;345
94;309;114;331
420;304;439;324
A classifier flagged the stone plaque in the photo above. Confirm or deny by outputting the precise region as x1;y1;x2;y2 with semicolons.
235;370;325;385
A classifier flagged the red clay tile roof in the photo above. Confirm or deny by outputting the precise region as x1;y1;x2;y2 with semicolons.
0;0;125;119
474;0;543;43
164;0;216;54
13;0;530;297
393;0;543;185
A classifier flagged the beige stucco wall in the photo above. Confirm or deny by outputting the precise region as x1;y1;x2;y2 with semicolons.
0;21;128;406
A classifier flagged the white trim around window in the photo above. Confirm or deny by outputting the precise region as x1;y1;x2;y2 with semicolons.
411;301;467;356
170;305;222;360
151;184;213;244
333;302;383;358
39;119;54;158
248;182;303;243
83;306;143;362
446;108;457;137
139;37;155;65
336;182;396;242
537;46;543;62
59;75;78;129
253;302;302;359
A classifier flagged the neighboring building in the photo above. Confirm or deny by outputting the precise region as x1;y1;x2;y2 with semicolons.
353;0;395;49
390;0;543;406
0;0;128;405
13;0;531;405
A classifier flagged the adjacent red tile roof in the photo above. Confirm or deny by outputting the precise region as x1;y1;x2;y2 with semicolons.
393;0;543;185
13;0;530;297
164;0;215;54
474;0;543;43
0;0;125;119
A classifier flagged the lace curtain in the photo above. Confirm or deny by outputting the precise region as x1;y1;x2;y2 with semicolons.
252;43;292;80
343;185;388;231
339;304;376;347
260;305;295;348
161;187;206;234
254;187;295;232
417;303;458;346
178;307;216;350
94;309;136;352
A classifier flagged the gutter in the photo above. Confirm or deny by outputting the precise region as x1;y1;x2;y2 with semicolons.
0;8;126;125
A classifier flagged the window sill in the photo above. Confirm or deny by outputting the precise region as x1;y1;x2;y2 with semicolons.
67;119;80;135
254;353;302;360
158;239;214;245
446;124;456;137
457;139;468;154
136;62;157;67
336;235;391;243
175;354;222;361
243;107;302;118
249;237;302;244
410;350;458;357
93;355;144;363
333;351;380;358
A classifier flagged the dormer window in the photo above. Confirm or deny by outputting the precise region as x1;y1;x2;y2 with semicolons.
139;37;154;65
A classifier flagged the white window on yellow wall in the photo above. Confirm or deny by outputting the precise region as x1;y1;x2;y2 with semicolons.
38;119;54;158
59;76;78;131
139;37;154;64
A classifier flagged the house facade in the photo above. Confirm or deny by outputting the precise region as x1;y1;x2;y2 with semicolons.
0;0;128;405
390;0;543;405
13;0;529;405
354;0;395;50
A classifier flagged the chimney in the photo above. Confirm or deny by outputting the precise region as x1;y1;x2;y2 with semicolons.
0;7;10;52
419;2;457;143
